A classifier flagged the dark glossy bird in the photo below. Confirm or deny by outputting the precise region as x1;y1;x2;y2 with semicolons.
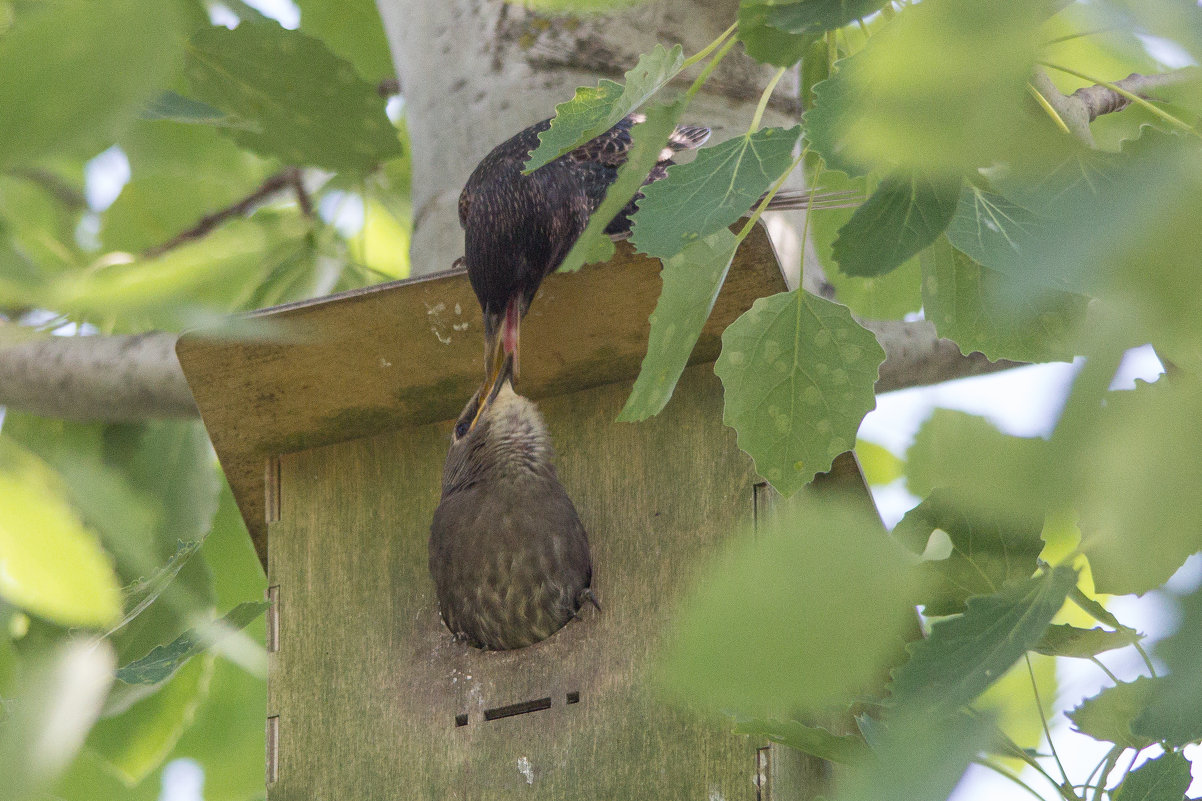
458;113;836;413
458;114;710;411
429;361;597;651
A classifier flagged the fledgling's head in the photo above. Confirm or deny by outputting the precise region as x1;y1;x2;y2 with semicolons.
442;379;553;495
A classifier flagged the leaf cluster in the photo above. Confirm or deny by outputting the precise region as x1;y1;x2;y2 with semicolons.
0;1;406;798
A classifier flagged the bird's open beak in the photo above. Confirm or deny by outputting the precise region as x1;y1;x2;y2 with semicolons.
469;352;515;431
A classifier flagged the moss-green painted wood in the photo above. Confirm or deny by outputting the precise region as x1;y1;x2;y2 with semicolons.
267;365;777;800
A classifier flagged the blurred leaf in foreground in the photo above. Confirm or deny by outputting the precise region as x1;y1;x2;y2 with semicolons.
0;436;122;628
889;566;1077;716
0;640;116;801
659;493;922;716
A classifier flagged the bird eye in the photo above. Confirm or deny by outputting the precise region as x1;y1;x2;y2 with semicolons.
454;419;471;438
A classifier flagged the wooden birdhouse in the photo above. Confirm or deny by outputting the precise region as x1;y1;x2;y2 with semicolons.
177;224;874;800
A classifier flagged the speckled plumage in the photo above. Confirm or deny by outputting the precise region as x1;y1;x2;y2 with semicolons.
458;114;711;357
429;381;595;650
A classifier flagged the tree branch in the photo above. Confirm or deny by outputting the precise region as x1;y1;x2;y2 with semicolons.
1031;67;1198;146
142;168;304;258
0;332;197;420
0;322;1019;421
866;319;1021;393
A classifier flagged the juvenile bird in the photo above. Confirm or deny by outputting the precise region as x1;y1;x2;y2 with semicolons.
429;361;597;650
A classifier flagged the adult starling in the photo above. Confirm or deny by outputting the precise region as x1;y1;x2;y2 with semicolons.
429;362;597;650
458;114;710;406
459;113;825;408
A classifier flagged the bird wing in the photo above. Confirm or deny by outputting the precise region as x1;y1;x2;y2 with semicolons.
568;115;711;170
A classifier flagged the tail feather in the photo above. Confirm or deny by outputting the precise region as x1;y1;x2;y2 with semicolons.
668;124;712;152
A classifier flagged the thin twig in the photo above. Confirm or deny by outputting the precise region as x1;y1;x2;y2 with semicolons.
143;168;302;258
289;168;314;217
6;167;88;210
1029;66;1199;147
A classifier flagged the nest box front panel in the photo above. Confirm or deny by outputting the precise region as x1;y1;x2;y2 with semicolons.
266;366;769;799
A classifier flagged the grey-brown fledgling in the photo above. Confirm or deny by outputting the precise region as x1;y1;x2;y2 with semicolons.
429;365;597;650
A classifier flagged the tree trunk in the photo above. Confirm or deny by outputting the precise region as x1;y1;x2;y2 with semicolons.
374;0;810;283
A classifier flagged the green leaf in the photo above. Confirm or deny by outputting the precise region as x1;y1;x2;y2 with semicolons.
87;654;214;786
1131;679;1202;750
996;132;1202;369
618;228;739;421
524;44;685;172
905;409;1050;529
804;0;1047;176
104;117;273;254
0;640;116;801
836;709;992;801
812;171;922;320
49;220;291;330
1135;586;1202;748
715;290;884;496
893;489;1045;617
736;3;812;67
732;718;862;764
854;440;902;486
140;91;234;125
116;602;267;685
0;436;122;628
1072;378;1202;596
295;0;395;81
1067;678;1157;750
1033;624;1141;659
889;567;1077;716
557;102;682;274
1;415;219;669
945;185;1044;274
630;126;801;259
831;170;959;277
920;236;1086;363
659;493;923;715
1114;751;1194;801
0;0;184;168
743;0;889;37
185;22;401;173
205;482;267;610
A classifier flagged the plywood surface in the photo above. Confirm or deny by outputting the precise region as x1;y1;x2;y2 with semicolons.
267;366;771;800
177;226;786;565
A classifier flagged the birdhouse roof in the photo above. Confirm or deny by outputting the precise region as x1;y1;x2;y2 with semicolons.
176;225;786;567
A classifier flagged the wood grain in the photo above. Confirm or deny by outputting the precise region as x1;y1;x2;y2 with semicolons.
178;225;786;566
267;366;775;800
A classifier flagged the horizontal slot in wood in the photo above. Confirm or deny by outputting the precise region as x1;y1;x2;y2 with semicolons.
483;696;552;722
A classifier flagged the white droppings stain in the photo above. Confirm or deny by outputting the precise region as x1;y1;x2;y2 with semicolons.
454;303;462;315
380;357;392;367
431;327;452;345
425;302;447;317
517;756;534;785
708;788;725;801
453;322;470;331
